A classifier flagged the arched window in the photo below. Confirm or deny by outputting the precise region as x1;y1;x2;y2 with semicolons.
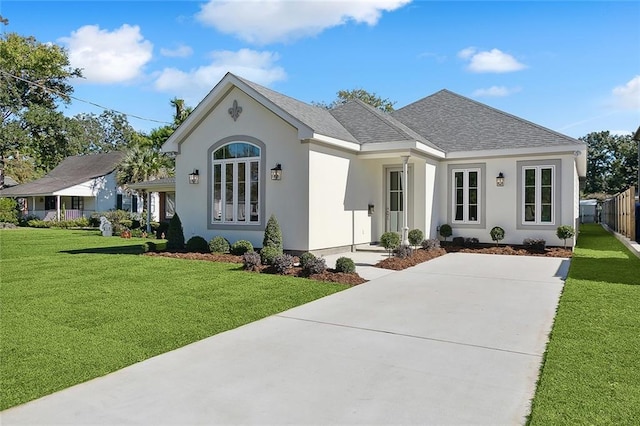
212;142;261;224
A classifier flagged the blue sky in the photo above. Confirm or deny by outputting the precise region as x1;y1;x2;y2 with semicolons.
2;0;639;138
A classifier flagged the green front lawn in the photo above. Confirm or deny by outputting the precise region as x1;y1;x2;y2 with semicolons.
528;224;640;424
0;228;347;410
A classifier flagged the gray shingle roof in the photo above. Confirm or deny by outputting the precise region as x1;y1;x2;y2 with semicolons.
391;89;581;153
235;75;358;143
128;177;176;190
0;151;126;197
330;100;440;150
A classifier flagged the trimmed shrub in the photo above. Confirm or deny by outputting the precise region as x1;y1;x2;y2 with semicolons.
27;219;50;228
464;237;480;248
490;226;505;246
439;224;452;241
421;238;441;250
335;256;356;274
272;253;295;274
0;197;19;224
186;236;209;253
394;244;412;259
209;236;230;253
452;236;465;246
380;231;401;257
242;251;261;271
523;238;546;251
146;241;167;252
155;221;169;239
263;214;283;250
299;252;316;269
166;213;185;250
556;225;575;248
260;246;282;265
230;240;253;256
408;229;424;248
304;257;327;275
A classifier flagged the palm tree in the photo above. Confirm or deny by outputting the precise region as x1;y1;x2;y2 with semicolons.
116;142;174;217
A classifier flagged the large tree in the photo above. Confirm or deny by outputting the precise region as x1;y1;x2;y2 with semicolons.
581;131;638;195
0;30;82;173
314;88;396;112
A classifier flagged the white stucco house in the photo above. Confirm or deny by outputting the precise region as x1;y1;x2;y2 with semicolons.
0;152;142;220
159;72;586;253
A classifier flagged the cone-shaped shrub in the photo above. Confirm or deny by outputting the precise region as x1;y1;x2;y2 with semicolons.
166;213;185;250
263;214;282;250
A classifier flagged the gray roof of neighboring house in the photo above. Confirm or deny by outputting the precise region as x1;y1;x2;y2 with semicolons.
1;176;19;188
329;100;440;150
391;89;581;153
0;151;126;197
236;75;358;143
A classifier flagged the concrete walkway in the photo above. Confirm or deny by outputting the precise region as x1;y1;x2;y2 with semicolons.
2;253;569;425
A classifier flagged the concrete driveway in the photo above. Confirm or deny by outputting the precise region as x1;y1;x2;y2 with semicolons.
2;253;569;425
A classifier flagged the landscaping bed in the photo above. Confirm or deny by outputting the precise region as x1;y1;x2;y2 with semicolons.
375;244;572;270
145;251;367;285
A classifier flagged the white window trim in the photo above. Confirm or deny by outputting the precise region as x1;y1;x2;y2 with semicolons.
451;168;481;224
521;165;555;225
212;152;260;225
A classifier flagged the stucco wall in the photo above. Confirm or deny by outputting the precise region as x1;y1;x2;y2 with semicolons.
308;144;381;251
436;154;579;246
175;87;309;250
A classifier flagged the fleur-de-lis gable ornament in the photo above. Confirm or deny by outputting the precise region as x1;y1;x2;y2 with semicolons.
228;100;242;121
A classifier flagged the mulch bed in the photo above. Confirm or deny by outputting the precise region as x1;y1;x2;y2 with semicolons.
375;244;572;270
144;251;244;263
143;251;366;286
376;248;447;270
145;243;572;283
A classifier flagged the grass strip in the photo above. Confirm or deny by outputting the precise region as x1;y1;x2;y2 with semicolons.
528;224;640;424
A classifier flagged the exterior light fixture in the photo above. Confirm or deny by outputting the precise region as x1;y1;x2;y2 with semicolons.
496;172;505;187
368;203;375;216
188;169;199;184
270;164;282;180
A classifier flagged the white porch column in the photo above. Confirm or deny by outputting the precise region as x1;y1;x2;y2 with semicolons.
32;196;35;216
146;192;152;233
402;155;410;246
56;195;61;221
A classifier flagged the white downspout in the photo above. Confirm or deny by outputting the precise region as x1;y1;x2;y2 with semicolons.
402;155;410;246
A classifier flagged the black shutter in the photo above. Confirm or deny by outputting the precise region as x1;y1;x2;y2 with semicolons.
132;195;138;212
116;194;123;210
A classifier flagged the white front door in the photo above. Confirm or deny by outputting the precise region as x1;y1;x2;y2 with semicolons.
386;168;403;233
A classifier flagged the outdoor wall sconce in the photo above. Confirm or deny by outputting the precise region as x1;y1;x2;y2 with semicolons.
496;172;505;187
368;203;375;216
270;164;282;180
188;169;200;184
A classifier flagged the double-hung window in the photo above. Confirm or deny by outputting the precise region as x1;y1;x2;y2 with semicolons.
212;142;260;224
523;165;554;224
452;168;480;224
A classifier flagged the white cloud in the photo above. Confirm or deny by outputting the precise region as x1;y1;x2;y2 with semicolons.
59;24;153;84
458;47;526;73
154;48;286;102
160;44;193;58
196;0;411;44
457;47;476;60
472;86;521;97
612;75;640;110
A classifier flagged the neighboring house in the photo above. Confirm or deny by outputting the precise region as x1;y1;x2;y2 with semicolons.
157;72;586;253
0;152;142;221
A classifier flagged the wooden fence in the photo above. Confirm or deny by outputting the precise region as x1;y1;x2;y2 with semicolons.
602;186;636;240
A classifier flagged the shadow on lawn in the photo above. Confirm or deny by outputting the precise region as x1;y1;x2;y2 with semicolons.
61;244;148;255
